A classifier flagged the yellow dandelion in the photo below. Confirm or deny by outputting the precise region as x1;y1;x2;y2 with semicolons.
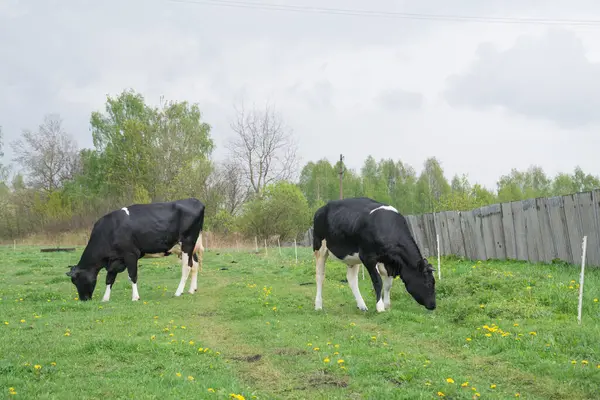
189;340;194;345
582;360;589;365
266;322;270;325
461;382;469;387
153;316;158;319
169;333;174;337
437;392;445;397
181;326;186;329
313;347;320;351
216;352;221;355
349;322;356;326
371;336;377;340
208;388;215;392
571;360;577;364
334;352;339;355
50;362;56;366
334;344;339;348
479;304;485;308
513;323;519;327
490;384;497;389
466;338;472;342
272;306;277;311
307;343;312;346
485;333;492;337
475;393;481;397
151;335;156;340
176;372;182;377
4;321;8;325
515;393;521;397
446;378;455;384
34;364;41;370
20;319;25;323
594;298;598;302
187;375;194;381
529;331;537;336
324;357;330;363
337;359;344;364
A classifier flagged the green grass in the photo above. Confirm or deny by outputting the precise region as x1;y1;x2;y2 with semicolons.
1;246;599;400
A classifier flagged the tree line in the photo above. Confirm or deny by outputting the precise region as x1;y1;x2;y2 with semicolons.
1;89;599;242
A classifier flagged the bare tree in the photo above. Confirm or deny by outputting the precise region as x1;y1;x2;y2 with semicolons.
226;102;299;195
216;160;250;214
11;114;81;192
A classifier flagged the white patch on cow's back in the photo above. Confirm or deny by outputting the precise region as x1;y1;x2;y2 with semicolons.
369;205;398;214
121;207;130;216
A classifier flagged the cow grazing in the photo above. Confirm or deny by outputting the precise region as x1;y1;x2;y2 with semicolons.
66;198;205;302
312;197;436;312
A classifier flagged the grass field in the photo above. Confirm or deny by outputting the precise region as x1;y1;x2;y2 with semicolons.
1;245;599;400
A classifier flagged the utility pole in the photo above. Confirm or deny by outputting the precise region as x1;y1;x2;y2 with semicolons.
338;154;345;199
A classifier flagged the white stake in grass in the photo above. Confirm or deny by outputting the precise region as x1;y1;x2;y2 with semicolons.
255;236;258;252
577;235;588;325
294;239;298;264
436;234;441;281
264;239;268;255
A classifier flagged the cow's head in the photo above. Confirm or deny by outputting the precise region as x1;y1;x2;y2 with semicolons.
66;265;97;301
400;258;436;310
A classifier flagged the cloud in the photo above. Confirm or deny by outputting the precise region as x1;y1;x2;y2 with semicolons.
444;28;600;128
375;89;423;111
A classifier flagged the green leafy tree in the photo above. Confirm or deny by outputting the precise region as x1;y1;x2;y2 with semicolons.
416;157;451;213
238;181;311;241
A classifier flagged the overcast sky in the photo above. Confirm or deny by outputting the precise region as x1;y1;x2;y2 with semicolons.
2;0;600;190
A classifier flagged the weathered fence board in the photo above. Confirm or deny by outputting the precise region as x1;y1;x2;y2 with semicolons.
577;192;600;266
511;201;529;261
423;213;437;258
563;194;583;264
465;209;487;260
523;199;543;263
501;202;517;259
438;212;452;256
460;210;476;260
478;206;497;260
546;196;572;263
446;211;466;257
488;204;506;260
536;197;557;262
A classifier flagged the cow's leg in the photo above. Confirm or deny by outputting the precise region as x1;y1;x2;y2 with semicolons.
174;252;192;297
124;254;140;301
360;254;385;312
347;264;368;311
314;240;329;310
102;270;118;302
188;253;199;294
377;263;394;310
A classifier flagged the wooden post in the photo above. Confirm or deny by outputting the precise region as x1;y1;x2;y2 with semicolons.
264;239;267;255
13;239;16;251
255;237;258;252
294;239;298;264
578;236;588;325
278;237;281;256
436;234;441;281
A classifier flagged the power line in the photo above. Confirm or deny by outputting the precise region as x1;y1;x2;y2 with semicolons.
168;0;600;27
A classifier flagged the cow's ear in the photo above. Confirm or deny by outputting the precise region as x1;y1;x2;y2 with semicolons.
66;266;77;277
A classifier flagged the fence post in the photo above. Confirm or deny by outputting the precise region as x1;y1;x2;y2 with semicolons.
294;239;298;264
264;239;268;255
255;237;258;252
578;236;588;325
278;238;281;256
437;234;441;281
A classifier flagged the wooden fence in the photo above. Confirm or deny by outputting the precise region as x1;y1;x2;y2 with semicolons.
403;190;600;267
302;190;600;267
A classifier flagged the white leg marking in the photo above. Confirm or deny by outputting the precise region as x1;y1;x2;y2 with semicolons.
102;285;111;302
314;240;328;310
347;264;368;311
376;297;386;313
121;207;130;216
377;263;394;310
131;282;140;301
174;253;191;297
188;258;199;294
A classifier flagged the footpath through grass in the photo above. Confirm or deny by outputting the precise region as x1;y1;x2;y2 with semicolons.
1;246;599;399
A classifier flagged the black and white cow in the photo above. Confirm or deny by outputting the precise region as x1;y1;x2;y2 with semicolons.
312;197;436;312
66;198;205;302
